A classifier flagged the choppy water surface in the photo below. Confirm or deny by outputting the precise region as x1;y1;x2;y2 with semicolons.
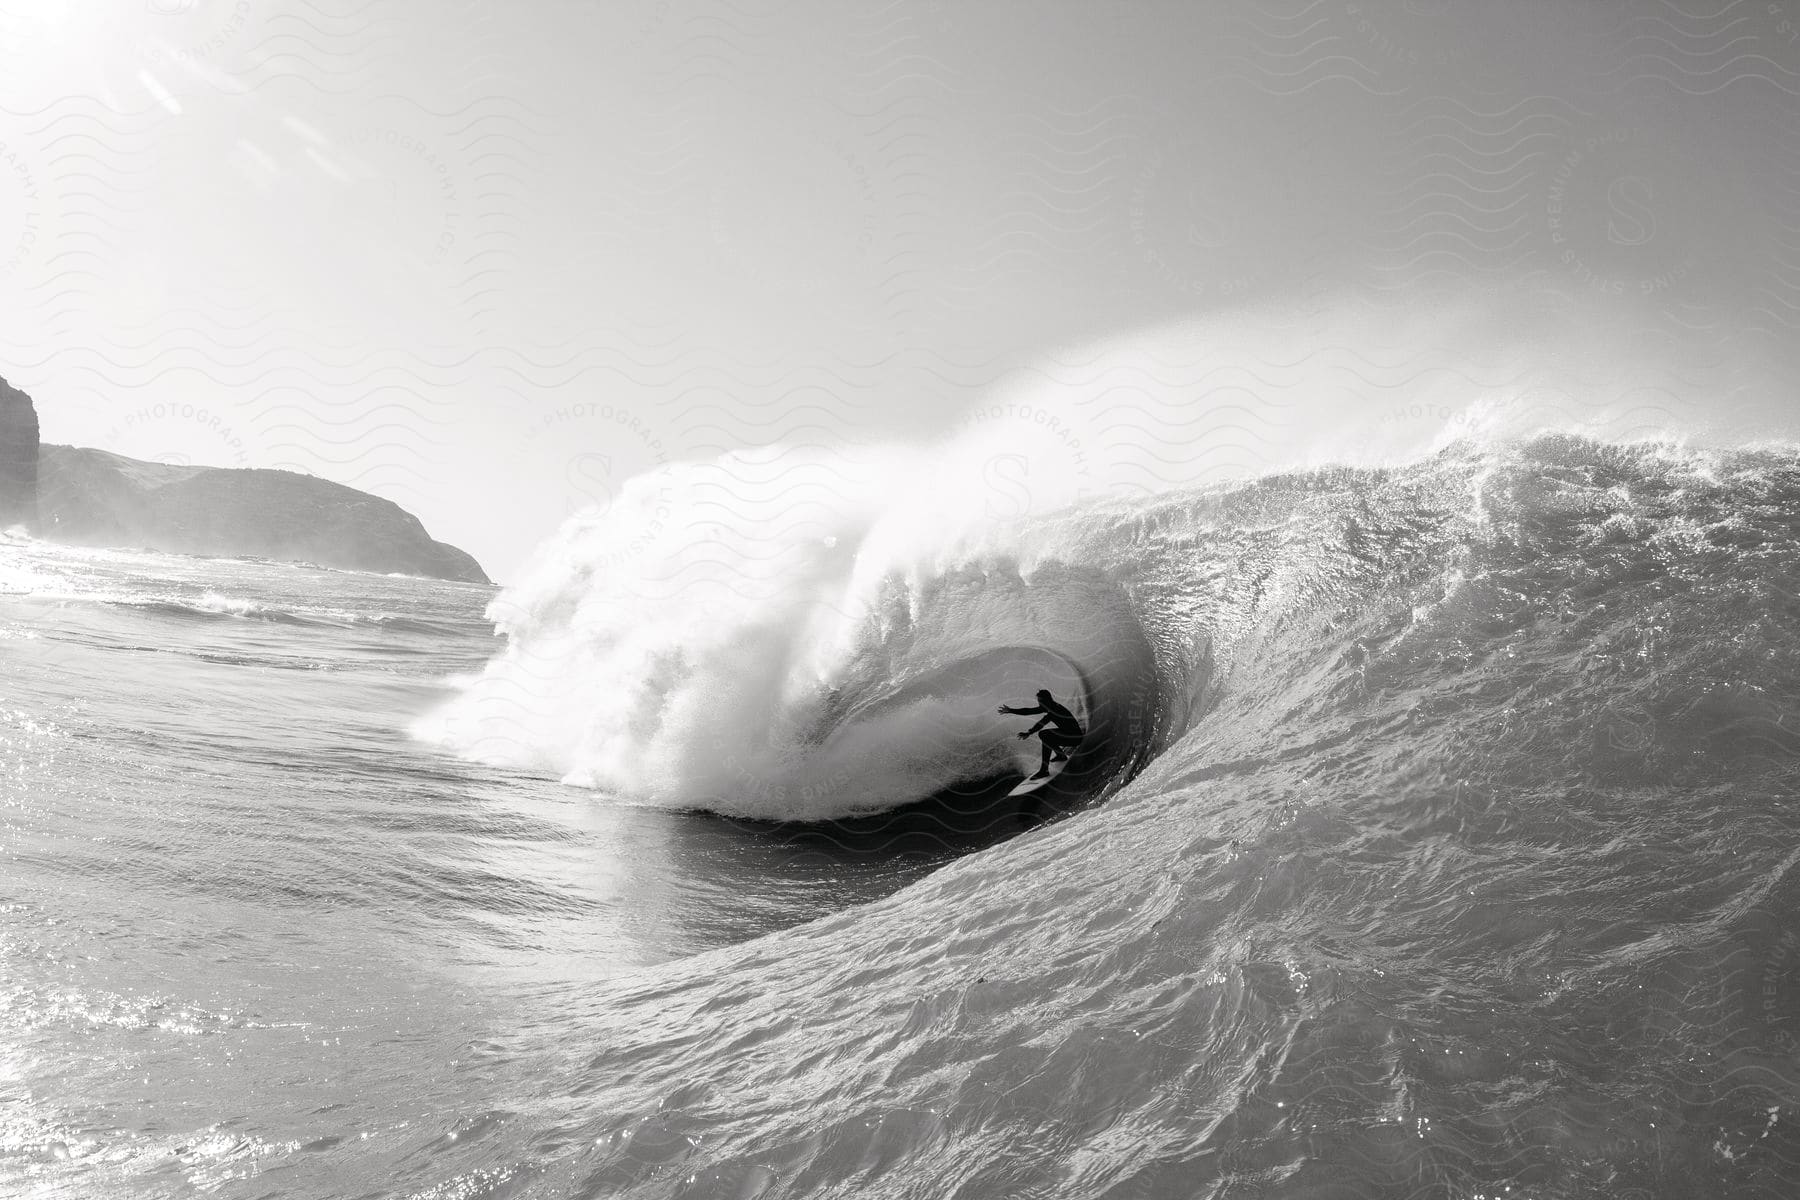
4;435;1800;1198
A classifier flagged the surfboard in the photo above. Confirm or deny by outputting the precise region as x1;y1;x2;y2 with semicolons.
1006;760;1069;797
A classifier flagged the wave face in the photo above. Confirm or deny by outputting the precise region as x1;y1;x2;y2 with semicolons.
418;433;1800;1197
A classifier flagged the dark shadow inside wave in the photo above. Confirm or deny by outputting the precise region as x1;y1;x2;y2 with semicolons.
716;566;1166;855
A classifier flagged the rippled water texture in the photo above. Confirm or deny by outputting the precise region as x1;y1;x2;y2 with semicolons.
4;435;1800;1198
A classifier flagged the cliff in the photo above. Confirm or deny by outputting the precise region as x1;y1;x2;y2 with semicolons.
36;445;490;583
0;376;38;529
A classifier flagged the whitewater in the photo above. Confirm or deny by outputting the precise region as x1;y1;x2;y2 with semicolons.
5;425;1800;1197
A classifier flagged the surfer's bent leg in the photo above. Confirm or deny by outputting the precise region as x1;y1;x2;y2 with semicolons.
1040;731;1079;762
1033;731;1078;777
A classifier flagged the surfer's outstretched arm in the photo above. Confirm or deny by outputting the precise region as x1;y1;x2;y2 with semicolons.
997;704;1045;715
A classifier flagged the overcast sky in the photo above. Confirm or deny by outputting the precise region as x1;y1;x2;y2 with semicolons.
2;0;1797;579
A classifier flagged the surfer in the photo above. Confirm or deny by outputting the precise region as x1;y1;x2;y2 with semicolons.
998;689;1085;779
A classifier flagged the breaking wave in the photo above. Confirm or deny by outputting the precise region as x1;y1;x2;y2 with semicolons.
409;428;1800;1198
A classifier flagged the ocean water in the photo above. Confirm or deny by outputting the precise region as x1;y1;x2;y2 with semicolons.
4;434;1799;1198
